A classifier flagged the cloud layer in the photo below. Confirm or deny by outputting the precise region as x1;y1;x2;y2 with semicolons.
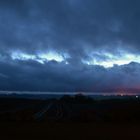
0;0;140;92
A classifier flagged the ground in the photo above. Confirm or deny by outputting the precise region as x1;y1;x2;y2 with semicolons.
0;122;140;140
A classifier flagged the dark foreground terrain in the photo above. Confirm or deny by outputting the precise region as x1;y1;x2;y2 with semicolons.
0;94;140;140
0;122;140;140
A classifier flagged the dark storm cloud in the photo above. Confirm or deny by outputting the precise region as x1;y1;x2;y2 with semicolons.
1;0;140;55
0;0;140;92
0;60;140;92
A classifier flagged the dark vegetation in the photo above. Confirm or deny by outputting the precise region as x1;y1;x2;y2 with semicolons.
0;94;140;123
1;94;140;140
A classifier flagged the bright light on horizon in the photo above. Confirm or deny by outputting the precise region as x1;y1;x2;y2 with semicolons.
11;51;36;61
11;51;68;64
38;51;64;62
83;53;140;68
11;51;140;67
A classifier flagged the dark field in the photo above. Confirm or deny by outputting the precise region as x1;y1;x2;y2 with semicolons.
0;95;140;140
0;122;140;140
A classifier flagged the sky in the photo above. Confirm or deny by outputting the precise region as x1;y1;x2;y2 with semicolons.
0;0;140;92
